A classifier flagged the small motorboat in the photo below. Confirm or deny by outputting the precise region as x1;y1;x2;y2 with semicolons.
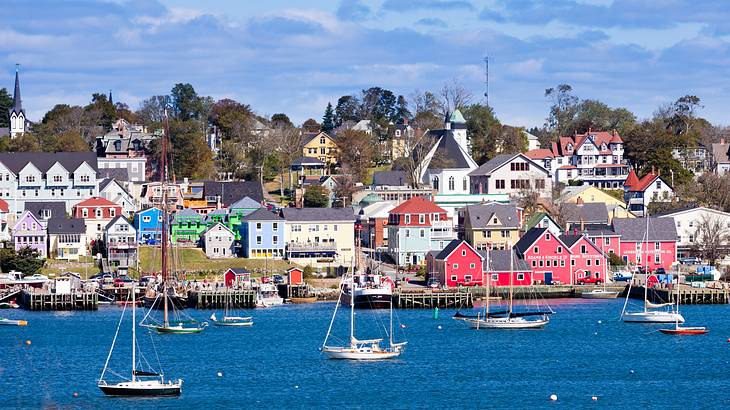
659;326;708;335
580;289;619;299
0;317;28;326
0;302;20;309
289;296;317;304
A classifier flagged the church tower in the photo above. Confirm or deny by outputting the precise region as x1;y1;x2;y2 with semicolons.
448;109;468;153
9;65;26;138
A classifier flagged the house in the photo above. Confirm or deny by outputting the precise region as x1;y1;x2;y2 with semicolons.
416;110;478;195
623;168;674;217
139;182;185;209
389;123;415;159
99;178;137;217
524;130;541;151
171;208;205;245
468;153;552;198
426;239;484;288
290;157;326;187
95;119;155;182
224;268;251;287
612;218;677;271
480;248;533;286
240;208;285;259
282;207;355;271
524;212;563;236
0;151;99;214
358;201;396;250
560;185;634;221
0;198;10;241
561;200;609;230
202;223;236;259
559;234;607;284
515;228;572;285
463;203;522;250
47;218;87;261
73;197;123;243
104;215;137;271
656;206;730;258
355;170;433;205
133;207;163;244
203;181;264;207
711;139;730;175
228;196;263;237
672;143;709;175
12;211;47;258
301;131;338;166
387;196;453;266
525;130;629;188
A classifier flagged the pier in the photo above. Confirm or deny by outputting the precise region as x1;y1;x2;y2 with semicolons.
19;289;98;311
629;285;730;305
188;290;257;309
394;291;472;309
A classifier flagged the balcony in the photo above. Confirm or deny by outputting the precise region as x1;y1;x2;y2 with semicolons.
287;242;337;253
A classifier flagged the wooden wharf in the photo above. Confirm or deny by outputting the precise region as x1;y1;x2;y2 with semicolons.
189;290;256;309
629;285;730;305
19;289;98;311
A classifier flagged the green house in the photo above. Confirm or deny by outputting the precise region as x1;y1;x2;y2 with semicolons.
227;197;262;238
171;208;206;245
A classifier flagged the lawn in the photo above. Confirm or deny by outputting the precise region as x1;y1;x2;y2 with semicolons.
42;259;101;279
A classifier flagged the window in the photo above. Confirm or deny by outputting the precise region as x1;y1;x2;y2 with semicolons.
517;273;525;281
256;222;262;230
292;225;301;232
462;177;468;191
531;260;536;267
492;274;498;281
501;230;508;237
450;275;457;282
571;259;576;266
25;175;35;183
604;237;610;245
557;246;562;253
256;236;262;245
538;260;543;267
464;275;472;282
587;259;591;266
560;260;565;267
545;260;551;267
273;222;278;230
433;176;439;190
689;234;694;243
333;225;338;231
495;180;505;189
595;259;600;266
142;216;151;223
320;147;325;154
546;233;551;240
486;230;491;238
654;254;660;263
109;208;115;218
533;246;539;254
656;181;661;189
655;242;660;250
80;175;90;183
448;176;455;191
320;137;325;144
405;230;410;238
95;208;103;218
461;250;467;256
419;214;425;224
53;175;62;183
469;263;475;269
419;229;425;238
453;263;458;269
433;213;439;222
581;245;587;254
405;215;411;224
82;209;89;218
272;236;278;245
510;162;528;171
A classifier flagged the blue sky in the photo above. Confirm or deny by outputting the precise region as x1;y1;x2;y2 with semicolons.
2;0;729;127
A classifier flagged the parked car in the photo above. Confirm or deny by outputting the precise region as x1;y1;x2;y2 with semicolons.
273;274;284;284
139;276;156;287
613;271;633;282
679;256;701;265
576;275;602;285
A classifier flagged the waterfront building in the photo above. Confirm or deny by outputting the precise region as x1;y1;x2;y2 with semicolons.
469;153;552;198
358;201;396;250
623;168;674;217
133;207;163;244
515;227;572;285
462;202;522;251
11;210;47;258
559;234;607;283
104;215;137;271
387;196;452;266
72;197;122;243
656;206;730;258
47;218;87;261
282;207;355;271
425;239;484;287
171;208;205;245
202;222;236;259
480;248;533;287
139;181;185;209
240;208;286;259
224;268;251;287
612;217;677;271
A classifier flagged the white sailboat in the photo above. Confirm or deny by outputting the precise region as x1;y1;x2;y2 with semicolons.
98;285;182;397
454;246;552;330
210;287;253;327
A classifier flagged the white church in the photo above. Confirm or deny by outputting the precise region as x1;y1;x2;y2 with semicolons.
1;65;29;139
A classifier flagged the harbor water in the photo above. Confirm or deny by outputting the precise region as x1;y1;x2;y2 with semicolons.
2;298;730;409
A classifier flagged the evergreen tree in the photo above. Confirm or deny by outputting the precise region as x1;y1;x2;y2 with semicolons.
322;102;335;132
395;95;411;124
0;88;12;128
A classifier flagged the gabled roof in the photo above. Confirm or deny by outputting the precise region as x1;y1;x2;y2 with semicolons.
106;215;133;230
422;130;474;170
0;152;98;174
524;148;554;160
302;131;335;146
390;196;445;215
557;234;582;248
0;199;8;213
74;197;119;208
372;170;407;187
24;202;66;219
281;207;356;222
628;171;664;192
468;153;548;177
47;218;86;234
514;227;547;255
226;268;250;275
242;208;284;222
561;202;609;224
137;207;161;216
203;222;234;236
172;208;202;223
229;196;262;210
479;249;531;272
465;202;520;229
525;212;560;231
203;181;264;205
292;157;325;166
612;218;677;242
434;239;481;260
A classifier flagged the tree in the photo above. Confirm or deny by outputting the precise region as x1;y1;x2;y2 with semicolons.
0;88;12;128
544;83;579;137
570;99;636;135
394;95;411;124
303;185;329;207
439;79;472;117
336;129;374;183
322;103;335;132
463;103;501;163
271;125;304;196
332;175;357;207
402;132;437;188
86;93;116;131
271;113;293;129
115;102;137;123
302;118;321;133
170;83;203;121
334;95;360;126
694;214;730;266
209;99;254;142
0;247;45;275
136;95;171;124
148;119;214;179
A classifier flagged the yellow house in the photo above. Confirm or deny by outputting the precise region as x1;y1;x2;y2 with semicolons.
561;185;635;221
463;203;522;250
302;132;338;165
281;207;355;271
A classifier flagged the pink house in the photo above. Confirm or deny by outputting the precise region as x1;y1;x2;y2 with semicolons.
559;234;608;283
12;210;47;258
612;218;677;271
515;228;572;285
426;240;484;287
480;249;533;286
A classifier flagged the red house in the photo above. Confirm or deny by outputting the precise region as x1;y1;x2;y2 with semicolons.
287;267;304;285
613;218;677;271
224;268;251;287
72;197;122;219
559;234;608;283
480;249;533;286
426;240;483;287
515;228;572;285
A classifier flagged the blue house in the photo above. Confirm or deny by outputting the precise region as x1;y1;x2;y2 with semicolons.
133;207;163;244
240;208;285;259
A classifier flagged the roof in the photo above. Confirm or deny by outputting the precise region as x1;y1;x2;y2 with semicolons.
302;131;335;146
561;202;609;224
434;240;479;260
612;218;678;242
0;199;8;213
292;157;325;166
628;171;660;192
469;153;546;177
624;168;639;188
173;208;202;223
106;215;133;230
465;203;520;229
390;196;445;215
359;201;396;219
449;109;466;123
74;197;119;208
358;193;384;206
98;168;129;181
558;234;582;248
514;227;547;255
281;207;356;222
479;249;531;272
226;268;250;275
524;148;554;160
0;152;98;174
204;222;234;236
24;202;66;219
525;212;560;230
47;218;86;234
423;130;473;170
230;196;262;210
654;205;730;218
242;208;284;222
203;181;264;205
372;170;407;187
12;67;22;113
578;223;618;237
712;143;730;165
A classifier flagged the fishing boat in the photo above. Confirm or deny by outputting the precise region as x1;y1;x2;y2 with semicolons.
454;246;552;329
138;113;206;335
98;285;182;397
255;282;284;307
210;287;253;327
0;301;20;309
660;275;707;335
0;317;27;326
342;271;394;309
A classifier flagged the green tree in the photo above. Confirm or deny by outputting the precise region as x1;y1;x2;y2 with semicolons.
0;88;12;128
0;247;45;275
463;103;501;163
394;95;411;124
171;83;203;121
303;185;329;207
334;95;360;126
86;93;116;131
544;84;579;137
322;102;335;132
136;95;171;125
271;113;293;129
149;119;214;179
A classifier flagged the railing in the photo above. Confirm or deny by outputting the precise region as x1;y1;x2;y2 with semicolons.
287;243;337;252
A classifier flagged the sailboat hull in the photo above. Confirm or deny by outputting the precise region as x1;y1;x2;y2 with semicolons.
143;295;187;310
466;316;549;329
659;326;708;335
581;290;619;299
212;320;253;327
622;312;685;323
342;292;391;309
322;347;401;360
98;381;181;396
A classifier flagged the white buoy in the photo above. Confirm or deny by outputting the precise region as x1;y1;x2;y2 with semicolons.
593;332;598;335
437;325;442;330
597;320;602;324
217;372;223;377
592;396;598;401
550;394;558;401
295;385;299;389
630;370;635;374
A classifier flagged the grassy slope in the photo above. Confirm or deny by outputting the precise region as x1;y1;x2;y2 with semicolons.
137;246;297;276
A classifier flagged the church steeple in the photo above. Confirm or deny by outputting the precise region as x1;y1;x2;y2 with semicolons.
12;64;23;114
9;64;26;138
108;89;113;105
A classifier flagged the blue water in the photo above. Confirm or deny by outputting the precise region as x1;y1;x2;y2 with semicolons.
1;299;730;409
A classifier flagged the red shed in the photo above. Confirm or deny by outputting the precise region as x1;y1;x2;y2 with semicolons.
224;268;251;287
425;240;484;288
287;267;304;285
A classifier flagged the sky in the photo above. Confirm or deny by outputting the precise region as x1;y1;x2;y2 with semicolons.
2;0;729;128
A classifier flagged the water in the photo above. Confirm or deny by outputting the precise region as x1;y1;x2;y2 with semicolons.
2;299;730;409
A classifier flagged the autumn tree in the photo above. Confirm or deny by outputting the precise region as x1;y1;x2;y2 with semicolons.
694;214;730;266
136;95;171;125
336;129;374;183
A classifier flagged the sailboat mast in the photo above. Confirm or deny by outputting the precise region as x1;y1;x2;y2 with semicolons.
485;246;490;317
509;243;514;315
350;258;355;344
131;284;136;382
389;288;394;346
162;111;170;327
643;217;649;313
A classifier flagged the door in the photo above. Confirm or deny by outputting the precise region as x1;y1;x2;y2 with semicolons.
544;272;553;285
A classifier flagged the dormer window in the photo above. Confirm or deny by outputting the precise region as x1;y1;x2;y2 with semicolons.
80;175;90;183
82;208;88;218
601;143;607;150
53;175;63;183
320;137;325;144
95;208;103;218
567;144;573;151
25;175;35;183
114;140;122;151
395;130;401;137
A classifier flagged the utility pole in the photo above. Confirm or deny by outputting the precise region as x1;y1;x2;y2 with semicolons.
483;55;489;107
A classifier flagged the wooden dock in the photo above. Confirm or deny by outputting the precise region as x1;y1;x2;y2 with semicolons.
394;291;472;309
629;285;730;305
188;290;256;309
19;290;98;311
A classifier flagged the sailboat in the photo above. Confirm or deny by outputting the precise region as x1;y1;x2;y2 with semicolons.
581;236;620;299
454;246;552;329
98;285;182;397
210;287;253;327
621;218;684;323
660;275;708;335
139;112;207;335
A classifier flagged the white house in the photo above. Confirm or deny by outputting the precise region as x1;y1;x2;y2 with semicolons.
712;140;730;175
624;168;674;217
99;178;137;217
468;153;553;198
657;206;730;258
104;215;137;271
202;222;236;259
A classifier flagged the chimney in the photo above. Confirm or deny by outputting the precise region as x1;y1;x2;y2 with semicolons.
651;165;655;175
576;197;584;206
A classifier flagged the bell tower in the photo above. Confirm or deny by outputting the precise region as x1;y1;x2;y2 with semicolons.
9;64;26;138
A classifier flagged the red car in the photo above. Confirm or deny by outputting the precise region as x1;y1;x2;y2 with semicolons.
576;275;602;285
